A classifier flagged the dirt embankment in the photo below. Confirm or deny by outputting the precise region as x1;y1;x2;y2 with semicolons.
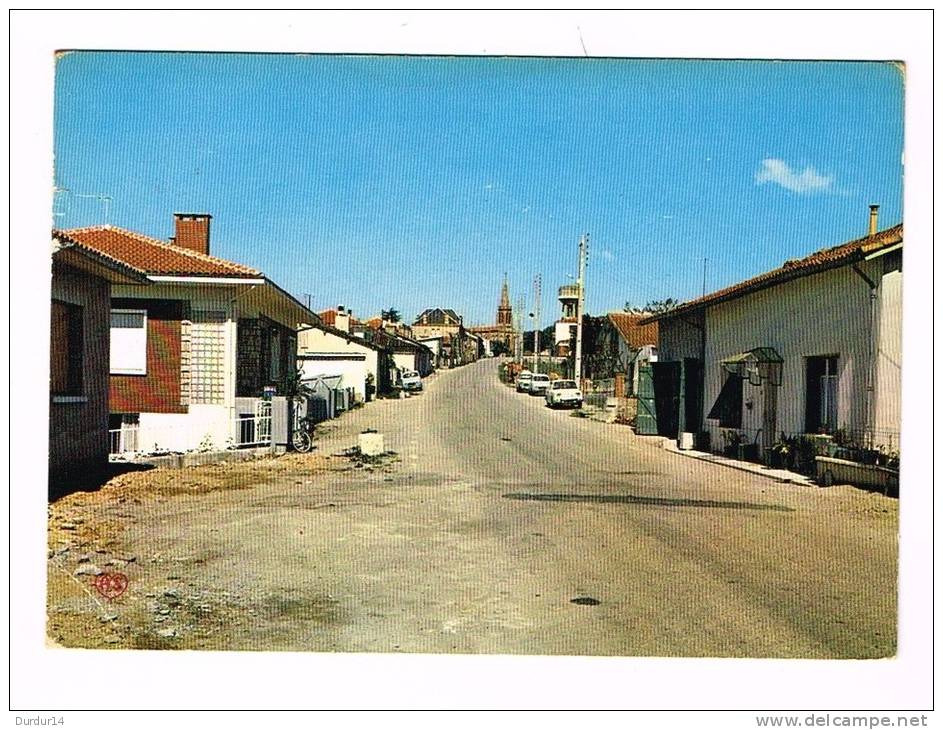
47;452;345;650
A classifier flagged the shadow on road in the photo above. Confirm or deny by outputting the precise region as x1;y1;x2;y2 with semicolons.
502;492;794;512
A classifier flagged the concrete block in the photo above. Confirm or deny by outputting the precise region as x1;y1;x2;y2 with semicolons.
359;432;384;456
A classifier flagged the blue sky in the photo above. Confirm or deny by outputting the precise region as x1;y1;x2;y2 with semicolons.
53;53;903;326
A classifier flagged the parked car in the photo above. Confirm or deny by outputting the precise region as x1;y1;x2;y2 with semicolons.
529;374;551;396
545;379;583;408
516;370;533;393
401;370;423;391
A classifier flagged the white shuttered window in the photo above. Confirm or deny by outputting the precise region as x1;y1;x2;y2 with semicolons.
110;309;147;375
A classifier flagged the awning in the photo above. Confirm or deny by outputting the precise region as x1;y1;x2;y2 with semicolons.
722;347;783;386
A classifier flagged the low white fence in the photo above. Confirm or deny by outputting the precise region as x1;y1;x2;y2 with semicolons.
233;414;272;447
108;415;273;459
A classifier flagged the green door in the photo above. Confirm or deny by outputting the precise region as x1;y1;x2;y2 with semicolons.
636;365;658;435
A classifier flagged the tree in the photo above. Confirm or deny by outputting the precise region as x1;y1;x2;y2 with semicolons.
381;308;401;323
623;298;680;314
491;340;510;357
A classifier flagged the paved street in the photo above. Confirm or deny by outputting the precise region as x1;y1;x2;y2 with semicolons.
47;359;897;657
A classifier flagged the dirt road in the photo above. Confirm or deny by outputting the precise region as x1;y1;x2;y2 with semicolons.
47;359;898;657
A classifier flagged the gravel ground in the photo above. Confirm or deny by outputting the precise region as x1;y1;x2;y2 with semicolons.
47;361;898;657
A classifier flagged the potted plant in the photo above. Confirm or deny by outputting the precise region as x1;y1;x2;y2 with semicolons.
721;429;743;458
795;436;818;475
767;434;794;468
694;431;711;452
738;440;760;463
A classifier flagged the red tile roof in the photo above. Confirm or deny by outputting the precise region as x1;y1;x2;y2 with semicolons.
641;223;903;323
59;225;261;278
53;230;151;284
606;312;658;349
318;309;337;326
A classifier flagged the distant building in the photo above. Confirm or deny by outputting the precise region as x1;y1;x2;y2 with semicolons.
411;307;475;366
297;318;393;401
554;283;580;356
468;277;516;354
369;329;435;379
415;335;447;368
317;305;356;332
583;312;659;394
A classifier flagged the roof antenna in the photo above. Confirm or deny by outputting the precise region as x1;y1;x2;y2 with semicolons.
53;186;113;225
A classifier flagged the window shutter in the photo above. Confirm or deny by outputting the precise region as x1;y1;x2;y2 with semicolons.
110;309;147;375
707;373;743;429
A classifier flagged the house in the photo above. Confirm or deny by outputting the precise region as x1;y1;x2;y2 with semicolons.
415;335;447;368
411;307;474;366
49;231;151;485
369;329;434;379
583;312;658;395
317;305;356;332
640;208;902;458
60;213;318;455
464;330;484;362
296;315;393;401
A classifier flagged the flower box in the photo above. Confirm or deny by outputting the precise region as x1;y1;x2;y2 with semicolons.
815;456;899;495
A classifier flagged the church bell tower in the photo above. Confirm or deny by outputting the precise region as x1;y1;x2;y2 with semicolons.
497;275;513;327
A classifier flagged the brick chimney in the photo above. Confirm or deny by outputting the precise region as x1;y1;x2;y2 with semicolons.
868;204;879;236
173;213;212;255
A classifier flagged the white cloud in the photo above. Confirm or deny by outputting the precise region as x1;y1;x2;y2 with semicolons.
598;249;615;261
755;158;834;194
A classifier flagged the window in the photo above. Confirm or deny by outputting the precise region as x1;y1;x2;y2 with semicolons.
50;300;83;396
269;329;282;383
707;373;743;428
110;309;147;375
805;355;839;433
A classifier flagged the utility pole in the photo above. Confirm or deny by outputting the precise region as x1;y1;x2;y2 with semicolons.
574;233;589;384
533;274;542;374
702;257;708;297
516;295;525;365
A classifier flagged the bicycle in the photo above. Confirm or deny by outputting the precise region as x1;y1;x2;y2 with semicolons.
291;414;318;453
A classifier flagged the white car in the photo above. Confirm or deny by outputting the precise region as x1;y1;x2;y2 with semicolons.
516;370;533;393
529;374;551;396
545;379;583;408
401;370;423;391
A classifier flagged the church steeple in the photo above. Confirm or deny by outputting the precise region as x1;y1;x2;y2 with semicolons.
497;274;512;326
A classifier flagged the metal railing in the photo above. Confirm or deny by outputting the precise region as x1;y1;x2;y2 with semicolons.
770;427;900;453
233;414;272;447
108;415;274;459
108;425;139;456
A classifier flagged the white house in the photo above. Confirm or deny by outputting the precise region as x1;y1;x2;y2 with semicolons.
62;214;318;455
642;210;902;455
416;335;445;368
296;319;391;400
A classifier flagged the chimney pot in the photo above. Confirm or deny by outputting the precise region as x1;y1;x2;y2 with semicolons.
868;204;879;236
173;213;212;255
